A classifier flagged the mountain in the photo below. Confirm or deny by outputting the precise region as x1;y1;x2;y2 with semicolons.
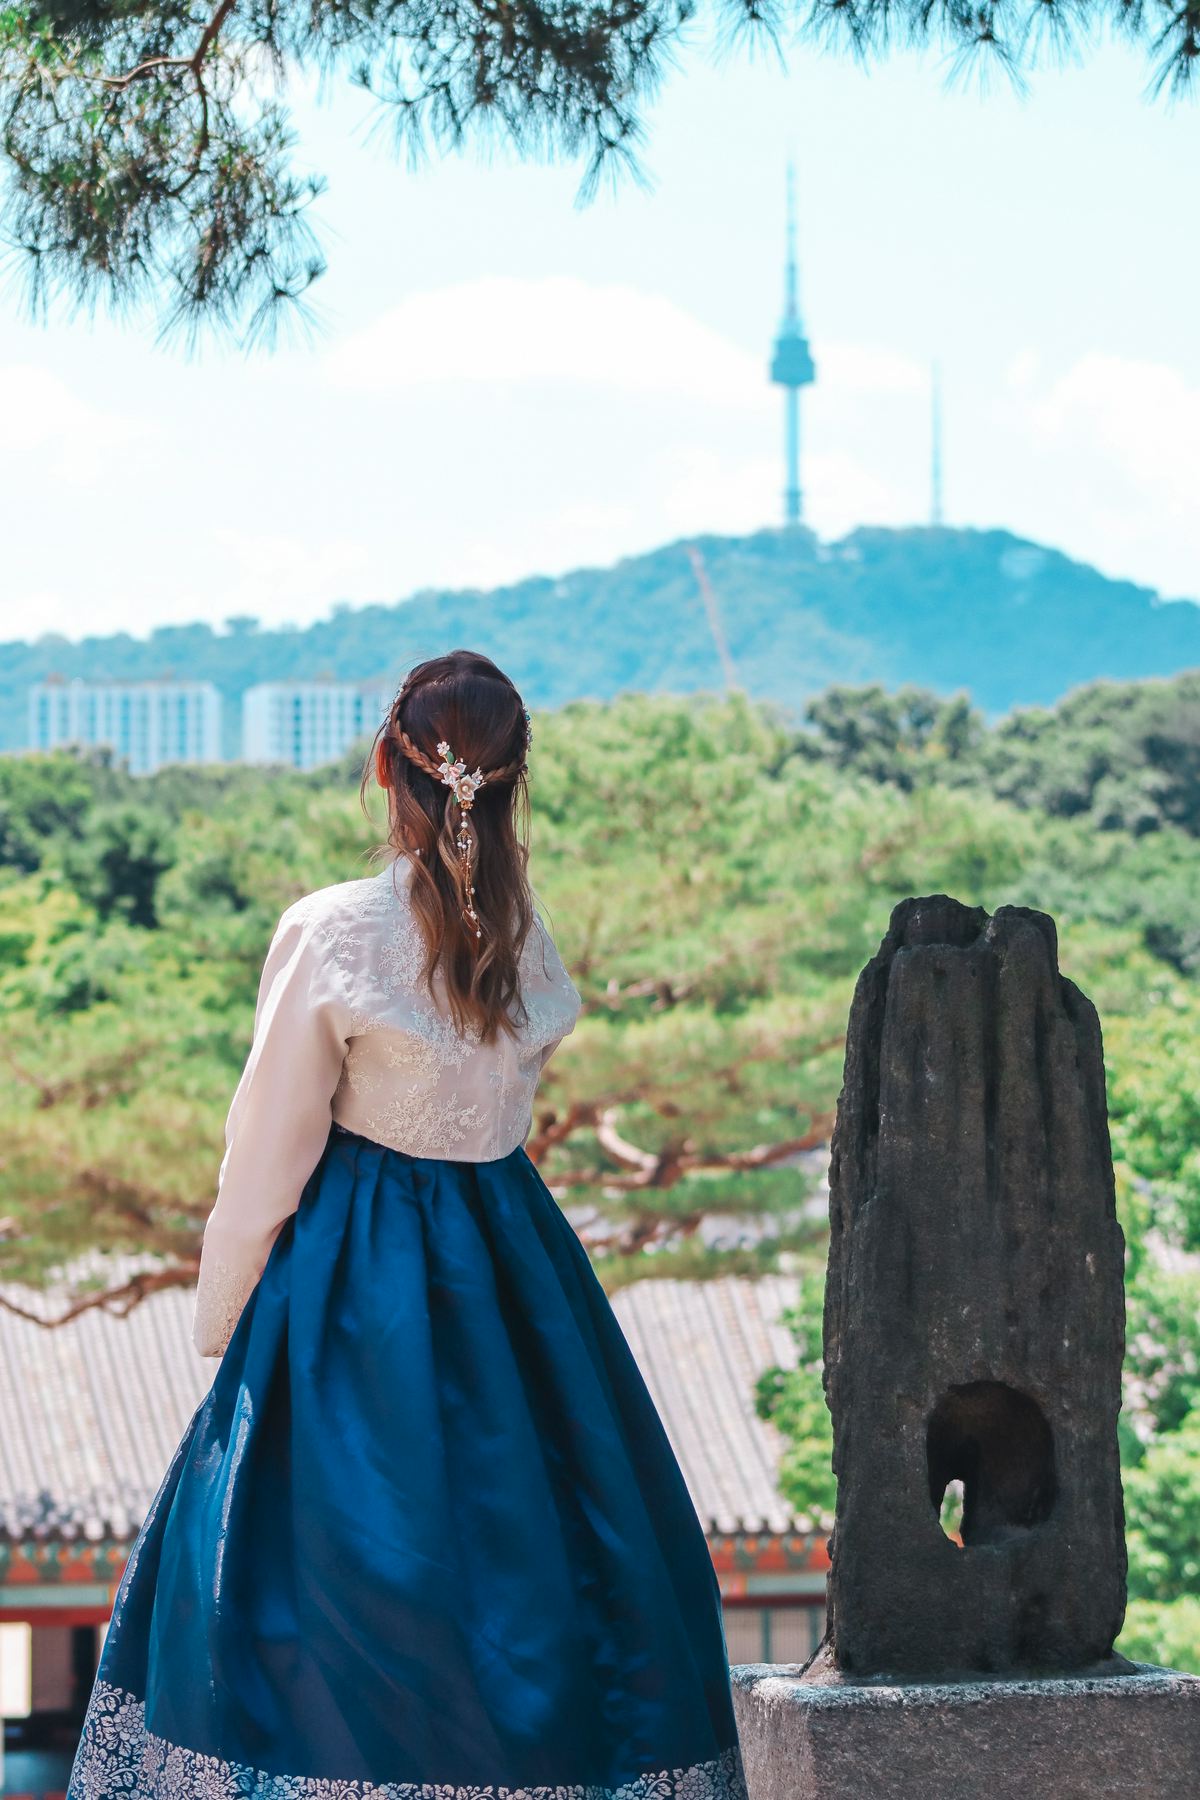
4;526;1198;754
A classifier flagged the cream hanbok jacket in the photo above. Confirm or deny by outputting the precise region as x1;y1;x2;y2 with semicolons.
192;855;581;1356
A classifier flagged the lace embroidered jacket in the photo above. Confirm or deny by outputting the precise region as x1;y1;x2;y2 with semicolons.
192;856;582;1357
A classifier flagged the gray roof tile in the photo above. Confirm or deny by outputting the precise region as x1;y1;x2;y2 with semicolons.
0;1272;802;1542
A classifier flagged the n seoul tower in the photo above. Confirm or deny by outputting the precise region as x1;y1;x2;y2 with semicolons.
769;167;816;528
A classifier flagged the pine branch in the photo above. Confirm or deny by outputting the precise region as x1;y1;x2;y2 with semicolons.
2;1047;145;1111
0;0;1192;337
542;1100;833;1193
524;1098;602;1164
0;1261;199;1328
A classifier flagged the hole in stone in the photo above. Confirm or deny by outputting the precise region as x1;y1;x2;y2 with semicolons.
926;1381;1056;1548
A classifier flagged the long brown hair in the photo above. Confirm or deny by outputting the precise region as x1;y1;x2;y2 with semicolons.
363;650;534;1041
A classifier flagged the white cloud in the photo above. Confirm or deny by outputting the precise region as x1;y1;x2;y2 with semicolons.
807;448;915;538
1028;353;1200;523
326;277;766;408
657;446;780;539
1005;349;1040;392
0;364;150;479
3;588;74;636
997;350;1200;597
817;343;927;396
438;501;643;594
201;529;379;627
324;279;931;432
654;441;906;543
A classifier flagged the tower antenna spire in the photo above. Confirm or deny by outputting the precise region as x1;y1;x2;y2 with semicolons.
770;161;816;529
785;162;798;322
930;361;945;528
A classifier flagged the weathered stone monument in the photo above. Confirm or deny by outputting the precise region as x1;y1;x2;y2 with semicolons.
734;896;1200;1797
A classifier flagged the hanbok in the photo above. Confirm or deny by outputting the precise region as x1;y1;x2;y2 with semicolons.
68;859;747;1800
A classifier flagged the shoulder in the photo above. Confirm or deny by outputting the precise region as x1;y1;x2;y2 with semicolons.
278;864;404;942
522;908;581;1007
263;864;412;1004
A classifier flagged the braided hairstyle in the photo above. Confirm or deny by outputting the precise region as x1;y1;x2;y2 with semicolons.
363;650;534;1042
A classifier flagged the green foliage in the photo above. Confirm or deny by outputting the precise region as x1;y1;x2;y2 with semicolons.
2;7;1195;338
4;681;1200;1676
1119;1599;1200;1676
61;804;177;927
801;685;982;790
1121;1268;1200;1449
5;530;1200;759
1106;996;1200;1251
0;689;1039;1299
1124;1405;1200;1606
803;672;1200;846
1117;1395;1200;1671
0;749;120;870
969;675;1200;837
754;1271;834;1527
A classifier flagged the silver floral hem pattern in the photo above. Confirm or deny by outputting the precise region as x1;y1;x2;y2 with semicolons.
69;1682;749;1800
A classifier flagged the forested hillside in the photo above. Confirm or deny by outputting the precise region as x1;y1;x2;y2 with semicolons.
2;676;1198;1671
3;527;1198;754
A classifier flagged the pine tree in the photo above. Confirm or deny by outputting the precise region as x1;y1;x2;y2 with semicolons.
0;1;1195;339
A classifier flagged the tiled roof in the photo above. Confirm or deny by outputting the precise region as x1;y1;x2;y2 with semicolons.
0;1273;210;1542
0;1272;802;1544
611;1276;804;1536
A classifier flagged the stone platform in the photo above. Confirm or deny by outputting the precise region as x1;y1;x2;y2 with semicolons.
732;1659;1200;1799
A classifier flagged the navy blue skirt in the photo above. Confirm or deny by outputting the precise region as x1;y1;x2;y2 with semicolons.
69;1124;747;1798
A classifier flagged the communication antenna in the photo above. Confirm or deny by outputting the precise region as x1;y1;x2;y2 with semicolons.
769;164;817;528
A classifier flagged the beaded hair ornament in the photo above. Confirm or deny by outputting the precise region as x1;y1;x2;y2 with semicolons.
393;705;533;939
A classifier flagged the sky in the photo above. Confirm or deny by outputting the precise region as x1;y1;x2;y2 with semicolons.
0;23;1197;641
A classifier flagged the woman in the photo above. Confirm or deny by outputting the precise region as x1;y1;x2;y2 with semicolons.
68;650;748;1800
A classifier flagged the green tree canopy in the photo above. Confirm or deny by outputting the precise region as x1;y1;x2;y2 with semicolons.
1;0;1197;338
0;690;1041;1311
5;682;1200;1678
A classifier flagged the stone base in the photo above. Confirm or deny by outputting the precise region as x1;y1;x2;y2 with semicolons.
731;1658;1200;1799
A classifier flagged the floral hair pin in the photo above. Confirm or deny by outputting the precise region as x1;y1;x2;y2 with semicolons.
392;718;529;943
436;742;485;938
436;742;486;810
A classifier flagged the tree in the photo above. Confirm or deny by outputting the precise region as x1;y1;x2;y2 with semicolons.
0;691;1036;1315
966;674;1200;838
1;2;1197;340
1121;1403;1200;1674
754;1270;834;1527
62;803;177;928
0;748;120;871
4;681;1200;1683
801;685;983;791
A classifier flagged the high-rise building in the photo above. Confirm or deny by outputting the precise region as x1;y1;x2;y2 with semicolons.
27;677;222;775
769;166;817;528
242;680;393;771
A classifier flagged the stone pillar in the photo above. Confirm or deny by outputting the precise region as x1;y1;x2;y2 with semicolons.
731;896;1200;1797
825;895;1126;1679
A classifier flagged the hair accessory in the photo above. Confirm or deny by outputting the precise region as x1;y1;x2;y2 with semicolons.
436;742;484;937
436;742;486;807
390;717;528;944
523;707;533;749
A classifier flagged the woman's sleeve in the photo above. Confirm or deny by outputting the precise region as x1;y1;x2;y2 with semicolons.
532;914;582;1073
192;908;352;1358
